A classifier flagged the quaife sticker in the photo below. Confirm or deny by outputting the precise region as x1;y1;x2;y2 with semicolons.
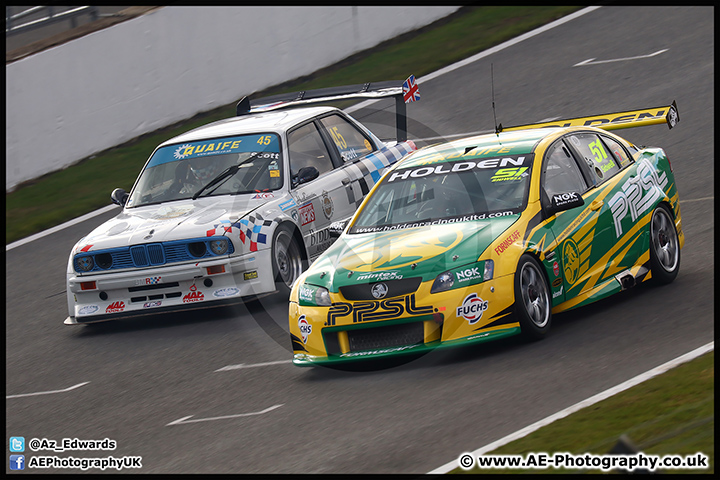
456;293;488;324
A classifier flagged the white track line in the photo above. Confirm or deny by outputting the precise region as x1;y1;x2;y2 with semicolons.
6;381;91;399
427;341;714;474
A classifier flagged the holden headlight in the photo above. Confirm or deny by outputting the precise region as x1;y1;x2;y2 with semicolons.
76;255;95;272
483;259;494;281
430;271;455;294
209;239;229;255
299;284;331;306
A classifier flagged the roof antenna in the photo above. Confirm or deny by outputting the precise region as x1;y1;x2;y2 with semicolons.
492;63;502;134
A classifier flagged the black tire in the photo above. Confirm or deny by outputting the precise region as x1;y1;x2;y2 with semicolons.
649;204;680;285
514;254;551;340
271;225;304;295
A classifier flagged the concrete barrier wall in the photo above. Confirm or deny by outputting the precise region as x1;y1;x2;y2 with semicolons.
5;6;459;191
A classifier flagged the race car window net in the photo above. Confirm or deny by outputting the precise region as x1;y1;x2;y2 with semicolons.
349;157;531;234
542;142;588;199
126;133;282;208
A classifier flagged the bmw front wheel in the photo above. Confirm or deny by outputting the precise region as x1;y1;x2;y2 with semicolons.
272;225;304;295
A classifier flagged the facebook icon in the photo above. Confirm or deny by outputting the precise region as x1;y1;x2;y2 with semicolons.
10;454;25;470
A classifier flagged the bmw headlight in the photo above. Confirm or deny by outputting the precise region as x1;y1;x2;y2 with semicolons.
430;271;455;294
76;255;95;272
209;239;229;255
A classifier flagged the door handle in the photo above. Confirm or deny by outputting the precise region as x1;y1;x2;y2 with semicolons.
341;177;352;185
590;199;604;211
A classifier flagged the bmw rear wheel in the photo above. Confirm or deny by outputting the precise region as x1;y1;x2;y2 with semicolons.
649;204;680;285
514;254;551;340
272;225;304;295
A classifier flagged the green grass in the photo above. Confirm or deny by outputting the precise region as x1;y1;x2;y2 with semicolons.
5;6;581;244
453;351;714;474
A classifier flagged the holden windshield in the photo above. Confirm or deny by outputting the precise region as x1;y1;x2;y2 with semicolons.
349;155;532;234
126;133;282;208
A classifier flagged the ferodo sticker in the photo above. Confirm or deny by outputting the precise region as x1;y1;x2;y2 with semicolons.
456;293;488;324
298;315;312;343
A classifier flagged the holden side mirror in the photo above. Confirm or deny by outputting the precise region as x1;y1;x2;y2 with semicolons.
547;191;584;217
328;220;348;238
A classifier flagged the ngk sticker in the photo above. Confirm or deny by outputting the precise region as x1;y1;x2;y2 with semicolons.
298;315;312;343
183;284;204;303
456;293;488;324
106;301;125;313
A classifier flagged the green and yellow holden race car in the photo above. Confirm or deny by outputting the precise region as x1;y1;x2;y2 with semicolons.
289;102;683;366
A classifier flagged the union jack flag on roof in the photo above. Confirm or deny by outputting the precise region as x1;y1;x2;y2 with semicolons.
402;74;420;103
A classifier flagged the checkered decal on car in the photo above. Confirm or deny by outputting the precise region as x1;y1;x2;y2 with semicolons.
233;213;274;252
343;141;415;208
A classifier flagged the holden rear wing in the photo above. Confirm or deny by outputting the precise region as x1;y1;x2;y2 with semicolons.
499;101;679;133
235;76;421;142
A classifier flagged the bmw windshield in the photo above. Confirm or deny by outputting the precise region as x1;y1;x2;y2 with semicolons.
126;133;282;208
349;155;532;234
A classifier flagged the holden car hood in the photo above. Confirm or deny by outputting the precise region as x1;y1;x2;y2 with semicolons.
73;195;272;252
304;215;520;291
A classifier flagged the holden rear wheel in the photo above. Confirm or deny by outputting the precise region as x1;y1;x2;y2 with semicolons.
514;254;551;340
649;204;680;285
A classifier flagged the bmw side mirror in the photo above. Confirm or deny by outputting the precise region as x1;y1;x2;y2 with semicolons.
547;191;584;217
328;220;348;238
294;166;320;187
111;188;128;206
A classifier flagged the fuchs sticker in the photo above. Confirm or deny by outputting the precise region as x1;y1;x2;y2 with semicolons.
456;293;488;324
213;287;240;298
298;315;312;343
143;301;162;308
106;301;125;313
183;284;204;303
299;203;315;226
135;276;161;286
322;192;334;219
78;305;99;316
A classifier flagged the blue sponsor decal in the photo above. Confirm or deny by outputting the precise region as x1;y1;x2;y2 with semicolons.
213;287;240;298
279;198;297;211
78;305;99;315
147;134;280;168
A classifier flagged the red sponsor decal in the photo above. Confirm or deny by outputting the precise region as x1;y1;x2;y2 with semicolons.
494;229;521;255
299;203;315;226
183;284;204;303
106;301;125;313
553;261;560;277
80;244;93;252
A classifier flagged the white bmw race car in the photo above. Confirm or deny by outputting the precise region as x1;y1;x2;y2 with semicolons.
65;79;420;324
